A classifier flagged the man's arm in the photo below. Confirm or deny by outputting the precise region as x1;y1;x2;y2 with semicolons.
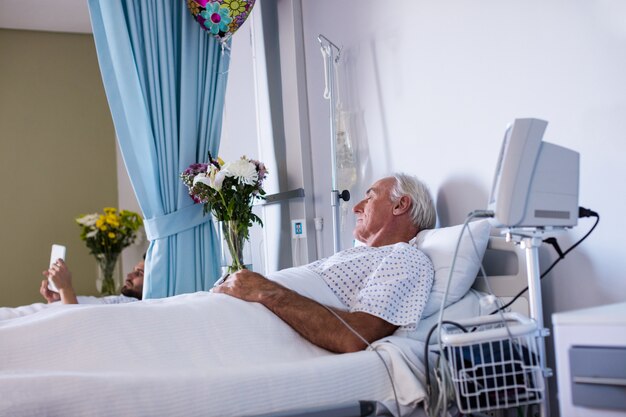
212;269;398;353
43;260;79;305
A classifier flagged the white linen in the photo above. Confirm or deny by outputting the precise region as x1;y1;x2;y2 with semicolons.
0;301;52;320
0;267;432;417
0;295;137;321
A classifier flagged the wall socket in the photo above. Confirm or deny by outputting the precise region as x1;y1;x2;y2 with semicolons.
291;219;307;239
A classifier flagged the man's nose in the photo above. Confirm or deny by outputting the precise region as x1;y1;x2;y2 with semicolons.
353;200;364;212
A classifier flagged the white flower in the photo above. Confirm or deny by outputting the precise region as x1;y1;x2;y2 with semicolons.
193;173;212;187
76;213;99;227
86;230;98;238
212;170;226;191
193;170;226;191
222;158;258;185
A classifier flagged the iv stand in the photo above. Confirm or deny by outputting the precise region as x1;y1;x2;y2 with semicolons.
318;34;350;254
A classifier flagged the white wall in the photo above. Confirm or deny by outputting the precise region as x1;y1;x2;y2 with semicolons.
301;0;626;306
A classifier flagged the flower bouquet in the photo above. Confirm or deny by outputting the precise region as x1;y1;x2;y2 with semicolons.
181;153;267;272
76;208;143;295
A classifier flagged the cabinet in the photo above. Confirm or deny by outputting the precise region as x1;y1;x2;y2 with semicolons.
552;302;626;417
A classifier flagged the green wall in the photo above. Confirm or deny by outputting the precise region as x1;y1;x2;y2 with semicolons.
0;29;118;307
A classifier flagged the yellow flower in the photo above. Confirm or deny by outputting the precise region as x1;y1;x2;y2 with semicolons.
222;0;247;16
76;207;143;260
217;156;225;166
96;216;107;231
106;214;120;228
186;0;200;16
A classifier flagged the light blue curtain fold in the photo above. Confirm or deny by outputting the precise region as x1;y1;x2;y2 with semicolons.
88;0;229;298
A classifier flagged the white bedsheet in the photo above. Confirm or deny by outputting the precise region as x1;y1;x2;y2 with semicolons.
0;301;51;320
0;295;136;321
0;268;432;417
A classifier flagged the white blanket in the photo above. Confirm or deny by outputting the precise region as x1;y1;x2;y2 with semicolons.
0;267;431;417
0;295;136;321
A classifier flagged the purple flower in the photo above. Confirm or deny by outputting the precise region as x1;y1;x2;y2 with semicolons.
251;159;268;183
183;163;209;176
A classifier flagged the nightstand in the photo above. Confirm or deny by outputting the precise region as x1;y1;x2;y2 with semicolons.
552;302;626;417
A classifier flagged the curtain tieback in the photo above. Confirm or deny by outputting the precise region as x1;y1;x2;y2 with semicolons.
144;204;211;241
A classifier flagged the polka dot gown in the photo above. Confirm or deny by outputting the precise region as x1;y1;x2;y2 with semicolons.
306;242;434;330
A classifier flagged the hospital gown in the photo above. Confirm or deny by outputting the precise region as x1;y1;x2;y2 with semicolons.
306;242;433;330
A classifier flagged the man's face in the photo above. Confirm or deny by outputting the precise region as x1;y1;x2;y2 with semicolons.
121;260;144;300
352;177;396;244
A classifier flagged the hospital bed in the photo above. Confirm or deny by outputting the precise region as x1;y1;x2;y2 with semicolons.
0;220;544;417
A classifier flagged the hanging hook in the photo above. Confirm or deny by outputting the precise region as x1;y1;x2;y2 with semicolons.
320;44;331;99
317;34;342;62
318;34;342;100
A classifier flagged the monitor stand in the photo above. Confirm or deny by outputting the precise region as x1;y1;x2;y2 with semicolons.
503;227;566;417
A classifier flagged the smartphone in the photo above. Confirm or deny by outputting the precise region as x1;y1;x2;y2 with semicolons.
48;244;67;293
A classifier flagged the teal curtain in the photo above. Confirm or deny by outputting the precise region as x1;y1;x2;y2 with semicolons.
88;0;229;298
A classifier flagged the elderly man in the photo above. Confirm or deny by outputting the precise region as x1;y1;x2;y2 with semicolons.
214;173;436;353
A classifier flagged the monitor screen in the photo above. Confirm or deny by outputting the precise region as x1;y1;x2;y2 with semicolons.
488;118;579;228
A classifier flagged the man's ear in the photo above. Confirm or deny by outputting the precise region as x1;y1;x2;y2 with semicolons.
392;195;411;215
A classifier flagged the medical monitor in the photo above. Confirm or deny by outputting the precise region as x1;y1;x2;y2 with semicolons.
488;118;580;228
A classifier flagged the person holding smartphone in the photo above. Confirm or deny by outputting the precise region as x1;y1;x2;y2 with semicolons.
41;259;145;305
0;258;145;321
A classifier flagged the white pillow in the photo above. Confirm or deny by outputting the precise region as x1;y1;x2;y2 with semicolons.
412;219;491;318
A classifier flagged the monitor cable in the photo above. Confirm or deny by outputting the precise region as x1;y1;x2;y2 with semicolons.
493;206;599;314
423;320;468;410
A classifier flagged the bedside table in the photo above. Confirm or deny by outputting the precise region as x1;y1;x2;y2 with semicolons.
552;302;626;417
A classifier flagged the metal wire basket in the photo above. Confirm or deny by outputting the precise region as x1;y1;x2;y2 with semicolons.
440;312;545;413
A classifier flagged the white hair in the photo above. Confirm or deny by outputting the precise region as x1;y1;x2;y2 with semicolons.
390;173;436;231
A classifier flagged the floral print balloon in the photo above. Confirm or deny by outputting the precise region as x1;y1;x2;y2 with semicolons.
186;0;256;43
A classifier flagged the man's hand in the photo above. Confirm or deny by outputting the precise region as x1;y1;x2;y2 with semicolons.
39;280;61;303
212;269;287;304
42;259;78;304
44;259;72;291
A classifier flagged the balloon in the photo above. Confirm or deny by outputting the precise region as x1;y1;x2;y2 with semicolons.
186;0;256;43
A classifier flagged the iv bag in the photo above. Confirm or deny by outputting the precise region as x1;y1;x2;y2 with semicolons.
335;108;357;231
335;109;357;192
332;51;358;232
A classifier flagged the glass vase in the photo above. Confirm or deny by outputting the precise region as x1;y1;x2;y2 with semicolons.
218;220;252;275
95;252;122;296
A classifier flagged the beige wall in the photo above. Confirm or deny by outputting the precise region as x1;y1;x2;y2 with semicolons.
0;29;118;307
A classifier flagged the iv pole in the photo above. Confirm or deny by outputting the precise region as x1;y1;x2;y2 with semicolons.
318;34;350;254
